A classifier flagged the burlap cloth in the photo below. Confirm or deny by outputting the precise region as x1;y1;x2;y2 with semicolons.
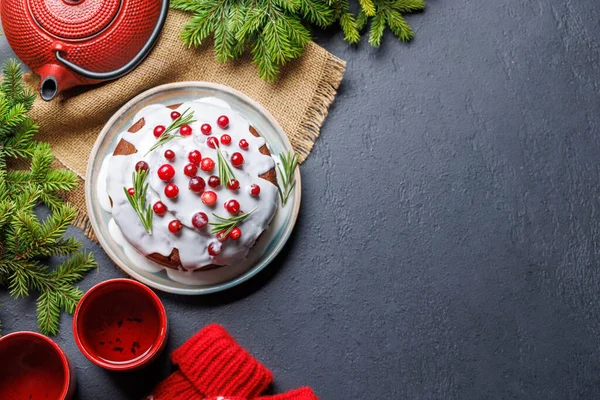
24;10;345;241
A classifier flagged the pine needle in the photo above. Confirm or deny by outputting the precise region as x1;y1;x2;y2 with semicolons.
0;60;96;336
173;0;424;80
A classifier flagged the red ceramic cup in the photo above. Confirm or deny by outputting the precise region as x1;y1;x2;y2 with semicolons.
0;331;75;399
73;278;168;371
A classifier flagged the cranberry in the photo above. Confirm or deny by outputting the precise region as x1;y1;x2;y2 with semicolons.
168;219;182;234
127;187;135;196
153;201;167;216
183;163;198;177
201;191;217;206
157;164;175;181
135;161;149;172
188;150;202;165
153;125;166;138
216;230;229;242
208;175;221;188
200;157;215;172
220;134;231;145
201;123;212;135
239;139;249;149
191;212;208;229
170;111;181;120
208;241;222;256
225;199;240;214
231;152;244;167
180;124;192;136
206;136;219;149
217;115;229;128
250;184;260;196
227;179;239;191
188;176;206;193
164;149;175;161
165;183;179;198
229;227;242;241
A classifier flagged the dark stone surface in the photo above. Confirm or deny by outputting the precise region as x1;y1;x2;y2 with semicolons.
2;0;600;398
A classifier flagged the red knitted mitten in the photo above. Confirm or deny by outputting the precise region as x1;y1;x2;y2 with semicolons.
202;387;319;400
172;324;273;398
257;387;319;400
147;371;203;400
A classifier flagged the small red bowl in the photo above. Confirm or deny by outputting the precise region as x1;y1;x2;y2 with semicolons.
0;331;75;399
73;278;168;371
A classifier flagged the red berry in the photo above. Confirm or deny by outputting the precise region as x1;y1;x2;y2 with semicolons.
220;134;231;145
227;179;239;191
250;184;260;196
200;157;215;172
217;115;229;128
191;212;208;229
127;187;135;196
207;136;219;149
239;139;249;149
201;191;217;206
180;124;192;136
201;124;212;135
168;220;182;234
164;149;175;161
208;175;221;188
165;183;179;198
135;161;149;172
183;163;198;177
153;125;166;138
188;150;202;165
208;242;222;256
157;164;175;181
153;201;167;216
188;176;206;193
231;152;244;167
225;199;240;214
229;227;242;241
216;230;229;242
170;111;180;120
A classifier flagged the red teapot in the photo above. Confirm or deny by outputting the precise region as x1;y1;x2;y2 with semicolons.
1;0;168;101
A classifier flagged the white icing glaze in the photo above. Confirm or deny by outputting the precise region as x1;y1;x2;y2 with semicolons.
103;98;278;272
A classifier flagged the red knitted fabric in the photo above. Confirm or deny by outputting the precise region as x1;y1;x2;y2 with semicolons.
172;324;273;398
149;371;202;400
257;387;319;400
202;388;318;400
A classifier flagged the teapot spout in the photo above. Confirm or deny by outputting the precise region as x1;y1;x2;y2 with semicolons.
37;64;80;101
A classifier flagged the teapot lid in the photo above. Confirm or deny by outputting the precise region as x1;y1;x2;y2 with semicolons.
29;0;121;39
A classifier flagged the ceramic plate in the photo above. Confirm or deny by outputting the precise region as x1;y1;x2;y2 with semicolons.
86;82;301;295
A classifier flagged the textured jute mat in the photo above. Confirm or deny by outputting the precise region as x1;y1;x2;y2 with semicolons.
24;10;345;241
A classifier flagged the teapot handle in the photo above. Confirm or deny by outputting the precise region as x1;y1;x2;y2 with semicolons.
54;0;169;81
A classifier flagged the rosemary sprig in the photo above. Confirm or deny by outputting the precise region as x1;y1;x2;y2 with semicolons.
209;207;257;237
123;169;153;234
277;151;299;206
145;108;196;156
217;147;236;184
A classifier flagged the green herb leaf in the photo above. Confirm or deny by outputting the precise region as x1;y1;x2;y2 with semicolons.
124;169;153;234
277;151;299;206
145;108;196;156
209;207;257;236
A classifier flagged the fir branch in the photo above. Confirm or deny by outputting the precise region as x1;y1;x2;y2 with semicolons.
173;0;424;81
145;108;196;155
124;169;153;234
0;60;96;335
217;148;236;186
277;151;299;206
209;207;257;236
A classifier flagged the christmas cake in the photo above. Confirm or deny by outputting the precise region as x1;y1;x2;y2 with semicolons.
103;98;279;274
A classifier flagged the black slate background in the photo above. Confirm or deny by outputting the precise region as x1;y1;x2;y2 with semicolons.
2;0;600;398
